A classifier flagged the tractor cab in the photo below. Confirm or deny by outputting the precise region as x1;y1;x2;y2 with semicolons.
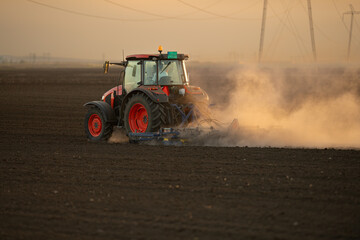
103;47;191;97
122;52;190;96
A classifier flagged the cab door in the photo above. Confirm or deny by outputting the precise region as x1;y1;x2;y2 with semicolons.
123;60;142;94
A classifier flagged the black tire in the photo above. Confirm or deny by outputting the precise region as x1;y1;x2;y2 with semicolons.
85;107;113;141
124;93;165;133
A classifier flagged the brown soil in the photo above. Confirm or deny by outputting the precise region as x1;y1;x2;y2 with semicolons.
0;68;359;239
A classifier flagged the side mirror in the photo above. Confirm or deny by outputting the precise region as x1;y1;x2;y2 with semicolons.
103;61;109;74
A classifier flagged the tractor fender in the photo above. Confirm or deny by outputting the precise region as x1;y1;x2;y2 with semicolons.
120;88;168;121
84;101;117;124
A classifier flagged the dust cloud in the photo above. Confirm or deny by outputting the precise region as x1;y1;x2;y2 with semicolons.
107;64;360;148
197;64;360;148
108;128;129;144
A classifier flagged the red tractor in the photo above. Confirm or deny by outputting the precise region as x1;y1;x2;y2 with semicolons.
84;46;209;141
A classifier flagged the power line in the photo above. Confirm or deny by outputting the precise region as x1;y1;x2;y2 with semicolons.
177;0;238;20
104;0;223;20
343;4;360;61
265;0;305;61
354;17;360;47
265;14;286;60
105;0;269;21
298;0;336;45
226;0;262;16
265;0;295;60
314;25;339;45
285;3;309;61
355;17;360;33
268;1;309;61
104;0;171;18
285;6;309;60
331;0;360;48
28;0;264;22
176;0;264;20
27;0;161;21
332;0;350;31
28;0;283;23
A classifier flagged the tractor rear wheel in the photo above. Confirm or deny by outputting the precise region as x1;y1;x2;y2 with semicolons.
124;93;165;133
85;107;113;141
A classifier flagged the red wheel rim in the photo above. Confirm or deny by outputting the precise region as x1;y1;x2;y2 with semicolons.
88;114;102;137
129;103;148;133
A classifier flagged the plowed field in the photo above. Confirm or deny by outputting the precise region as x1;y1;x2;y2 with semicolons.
0;68;359;239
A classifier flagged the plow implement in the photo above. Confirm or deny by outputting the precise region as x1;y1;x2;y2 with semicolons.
128;128;184;145
126;102;239;146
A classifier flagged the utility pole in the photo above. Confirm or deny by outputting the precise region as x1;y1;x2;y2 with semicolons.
307;0;317;62
258;0;268;63
343;4;360;62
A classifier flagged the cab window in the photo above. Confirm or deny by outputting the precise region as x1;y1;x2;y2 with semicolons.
124;61;141;93
144;60;157;85
158;60;184;85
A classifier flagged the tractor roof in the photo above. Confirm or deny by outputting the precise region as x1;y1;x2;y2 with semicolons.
126;53;189;61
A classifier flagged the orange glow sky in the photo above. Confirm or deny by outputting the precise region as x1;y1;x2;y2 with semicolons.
1;0;359;63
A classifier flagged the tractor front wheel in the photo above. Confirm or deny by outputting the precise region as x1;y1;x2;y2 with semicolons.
85;107;113;141
124;93;165;133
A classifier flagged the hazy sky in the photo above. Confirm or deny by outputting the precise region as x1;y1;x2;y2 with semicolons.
1;0;359;63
